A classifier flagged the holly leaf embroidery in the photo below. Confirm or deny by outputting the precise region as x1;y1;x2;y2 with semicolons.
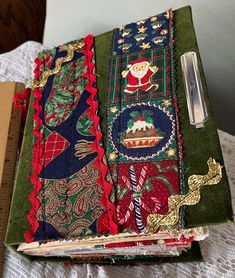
143;110;153;117
130;111;139;119
128;119;134;128
145;116;153;124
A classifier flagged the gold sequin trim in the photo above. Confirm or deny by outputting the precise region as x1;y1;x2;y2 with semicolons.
147;158;223;233
32;40;85;89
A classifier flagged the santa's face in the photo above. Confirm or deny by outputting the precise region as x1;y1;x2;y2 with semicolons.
130;62;149;78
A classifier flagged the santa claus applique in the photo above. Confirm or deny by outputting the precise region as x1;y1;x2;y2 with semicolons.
121;58;159;94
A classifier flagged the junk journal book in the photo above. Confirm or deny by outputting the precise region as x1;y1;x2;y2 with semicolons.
5;6;233;264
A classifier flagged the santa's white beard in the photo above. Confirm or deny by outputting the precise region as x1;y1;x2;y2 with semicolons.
130;67;148;79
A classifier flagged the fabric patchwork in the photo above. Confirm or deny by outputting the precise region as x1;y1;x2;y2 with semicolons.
26;35;117;243
106;10;184;233
40;125;52;139
109;48;171;106
113;11;172;55
110;160;180;233
40;131;70;167
107;100;178;163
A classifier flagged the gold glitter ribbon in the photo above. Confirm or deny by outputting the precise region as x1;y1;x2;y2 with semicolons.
32;40;85;89
147;158;223;233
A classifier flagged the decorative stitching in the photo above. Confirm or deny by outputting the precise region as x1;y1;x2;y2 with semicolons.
108;102;176;161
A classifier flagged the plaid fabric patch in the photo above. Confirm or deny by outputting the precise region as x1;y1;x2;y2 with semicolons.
109;47;171;106
40;131;70;167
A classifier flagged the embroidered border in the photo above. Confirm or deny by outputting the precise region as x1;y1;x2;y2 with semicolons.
108;102;176;161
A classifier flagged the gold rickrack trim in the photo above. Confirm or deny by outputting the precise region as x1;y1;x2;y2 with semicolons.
32;40;85;89
147;157;223;233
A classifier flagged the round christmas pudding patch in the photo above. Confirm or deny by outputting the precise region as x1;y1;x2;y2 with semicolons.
110;103;175;160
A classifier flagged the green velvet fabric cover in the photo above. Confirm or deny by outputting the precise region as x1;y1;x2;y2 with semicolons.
5;6;233;263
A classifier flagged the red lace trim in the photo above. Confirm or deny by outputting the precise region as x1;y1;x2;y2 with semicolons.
24;58;44;243
83;34;118;234
24;35;118;243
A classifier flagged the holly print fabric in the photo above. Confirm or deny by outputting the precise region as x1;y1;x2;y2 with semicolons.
45;55;88;127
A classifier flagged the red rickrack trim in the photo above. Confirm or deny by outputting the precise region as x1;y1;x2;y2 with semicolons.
83;34;118;234
24;58;44;243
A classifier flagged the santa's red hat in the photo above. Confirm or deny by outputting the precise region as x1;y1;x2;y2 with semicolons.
127;58;150;68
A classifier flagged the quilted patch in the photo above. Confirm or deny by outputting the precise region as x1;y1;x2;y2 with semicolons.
107;100;177;163
36;159;105;238
109;48;171;105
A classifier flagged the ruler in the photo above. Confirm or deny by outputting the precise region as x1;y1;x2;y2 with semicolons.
0;82;25;277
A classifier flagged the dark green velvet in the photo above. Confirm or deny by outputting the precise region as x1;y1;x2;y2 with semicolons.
5;5;232;263
173;6;233;227
5;95;34;245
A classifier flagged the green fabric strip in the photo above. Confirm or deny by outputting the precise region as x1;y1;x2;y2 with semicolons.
94;31;114;145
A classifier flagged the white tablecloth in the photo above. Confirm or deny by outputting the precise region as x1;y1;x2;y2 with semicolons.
1;42;234;278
